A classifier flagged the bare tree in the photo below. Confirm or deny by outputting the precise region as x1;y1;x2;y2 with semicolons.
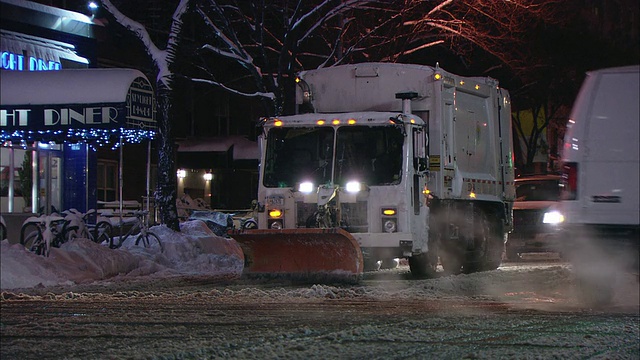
187;0;571;115
395;0;571;173
189;0;402;116
100;0;190;231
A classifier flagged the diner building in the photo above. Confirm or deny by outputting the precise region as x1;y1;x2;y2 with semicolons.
1;0;156;239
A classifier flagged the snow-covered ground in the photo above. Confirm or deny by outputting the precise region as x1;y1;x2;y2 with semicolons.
0;220;244;290
2;220;638;359
1;218;638;312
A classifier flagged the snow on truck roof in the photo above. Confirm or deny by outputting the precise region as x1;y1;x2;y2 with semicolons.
271;111;426;125
299;62;500;85
296;63;503;114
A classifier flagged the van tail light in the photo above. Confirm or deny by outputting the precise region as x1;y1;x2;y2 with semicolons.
562;162;578;200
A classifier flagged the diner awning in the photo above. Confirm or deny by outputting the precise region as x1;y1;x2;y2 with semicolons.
177;136;259;160
0;68;156;144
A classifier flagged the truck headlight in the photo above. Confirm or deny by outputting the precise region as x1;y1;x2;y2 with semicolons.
542;210;564;224
298;181;314;193
345;180;361;193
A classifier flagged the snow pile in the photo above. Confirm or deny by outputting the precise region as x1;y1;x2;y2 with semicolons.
0;220;244;290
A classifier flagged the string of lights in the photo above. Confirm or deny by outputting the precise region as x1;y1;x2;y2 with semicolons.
1;128;156;150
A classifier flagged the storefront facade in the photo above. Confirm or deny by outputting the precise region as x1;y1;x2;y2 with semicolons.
2;69;156;213
1;0;99;215
1;0;155;226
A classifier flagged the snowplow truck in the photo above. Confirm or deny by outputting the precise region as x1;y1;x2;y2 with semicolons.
232;62;515;280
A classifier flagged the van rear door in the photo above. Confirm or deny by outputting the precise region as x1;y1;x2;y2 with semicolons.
580;68;639;225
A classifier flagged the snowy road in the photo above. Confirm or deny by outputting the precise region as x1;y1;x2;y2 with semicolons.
1;259;638;359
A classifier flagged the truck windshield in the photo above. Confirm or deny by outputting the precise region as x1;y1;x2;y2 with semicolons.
263;127;334;188
262;125;404;188
336;126;404;186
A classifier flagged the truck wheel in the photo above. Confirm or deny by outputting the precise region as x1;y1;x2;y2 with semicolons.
440;247;463;275
482;226;505;271
409;253;436;278
482;250;503;271
470;210;505;272
505;243;521;261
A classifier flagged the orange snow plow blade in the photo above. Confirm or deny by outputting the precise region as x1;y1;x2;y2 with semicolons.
229;228;363;283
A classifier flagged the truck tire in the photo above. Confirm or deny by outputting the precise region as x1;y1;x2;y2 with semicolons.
409;253;436;278
482;226;506;271
440;246;464;275
463;210;502;273
505;242;521;261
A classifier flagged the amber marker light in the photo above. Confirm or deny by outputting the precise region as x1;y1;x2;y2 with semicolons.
434;73;442;80
274;119;283;126
317;119;326;125
269;209;283;218
382;208;396;216
348;118;356;125
332;119;340;125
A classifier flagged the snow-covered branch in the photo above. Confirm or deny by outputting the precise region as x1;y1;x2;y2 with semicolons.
100;0;190;89
191;78;275;100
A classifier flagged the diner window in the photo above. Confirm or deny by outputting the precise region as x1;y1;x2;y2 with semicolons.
97;160;118;201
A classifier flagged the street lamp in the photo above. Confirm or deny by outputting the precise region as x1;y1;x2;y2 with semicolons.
177;169;186;179
203;172;213;205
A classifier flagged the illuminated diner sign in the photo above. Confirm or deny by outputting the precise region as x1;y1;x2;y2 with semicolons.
0;72;156;144
1;51;62;71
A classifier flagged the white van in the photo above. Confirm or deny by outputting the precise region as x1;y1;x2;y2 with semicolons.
560;66;639;300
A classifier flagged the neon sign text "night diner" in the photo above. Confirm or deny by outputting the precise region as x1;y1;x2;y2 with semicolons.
1;51;62;71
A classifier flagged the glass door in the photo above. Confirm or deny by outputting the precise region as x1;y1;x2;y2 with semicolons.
38;144;63;214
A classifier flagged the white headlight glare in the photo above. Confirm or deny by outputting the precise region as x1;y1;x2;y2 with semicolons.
299;181;314;193
543;211;565;224
345;180;361;193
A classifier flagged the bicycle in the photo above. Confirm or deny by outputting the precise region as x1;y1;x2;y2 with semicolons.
107;210;163;252
0;215;6;241
62;209;113;245
20;213;67;257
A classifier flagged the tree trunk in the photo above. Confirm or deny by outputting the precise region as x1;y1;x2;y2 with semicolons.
155;85;180;231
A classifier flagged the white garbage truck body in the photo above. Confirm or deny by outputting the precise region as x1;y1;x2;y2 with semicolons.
237;63;515;277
